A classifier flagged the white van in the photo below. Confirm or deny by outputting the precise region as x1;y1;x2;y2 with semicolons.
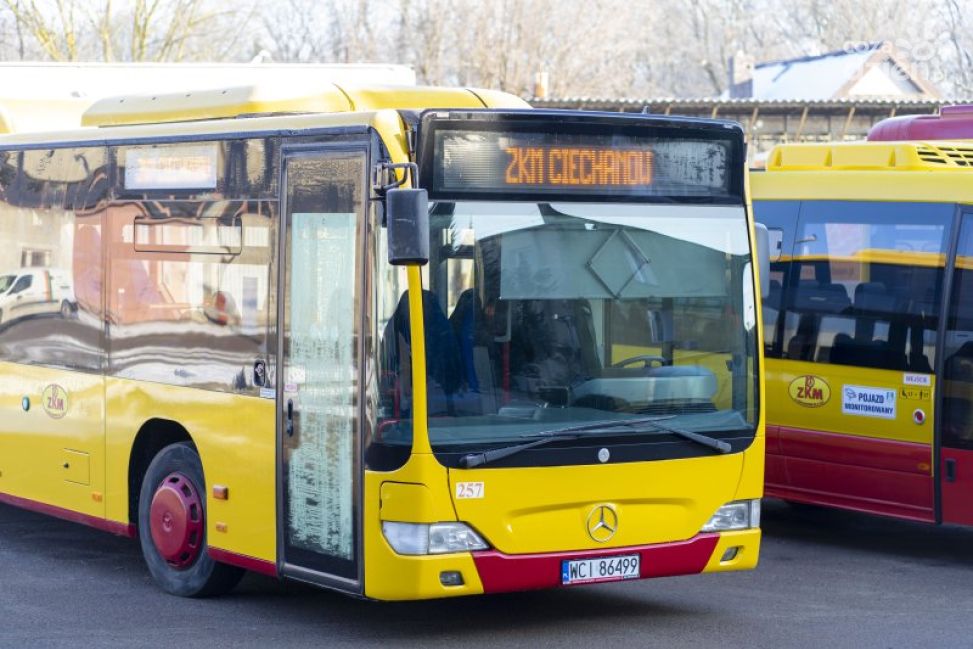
0;267;76;325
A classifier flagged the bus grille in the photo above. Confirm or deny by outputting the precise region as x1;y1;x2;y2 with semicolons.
917;144;973;167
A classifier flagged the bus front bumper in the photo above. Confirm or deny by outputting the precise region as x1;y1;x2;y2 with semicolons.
470;529;760;594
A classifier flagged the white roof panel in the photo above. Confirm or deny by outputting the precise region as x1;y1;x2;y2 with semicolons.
752;49;876;100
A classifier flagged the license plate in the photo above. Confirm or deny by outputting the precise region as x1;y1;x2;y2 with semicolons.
561;554;641;585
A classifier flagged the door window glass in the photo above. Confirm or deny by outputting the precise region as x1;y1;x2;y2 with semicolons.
942;215;973;450
282;152;363;578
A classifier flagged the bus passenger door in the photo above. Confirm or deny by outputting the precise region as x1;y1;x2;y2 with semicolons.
940;212;973;526
277;146;367;592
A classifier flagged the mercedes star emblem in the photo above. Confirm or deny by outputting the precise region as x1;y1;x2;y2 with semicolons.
586;504;619;543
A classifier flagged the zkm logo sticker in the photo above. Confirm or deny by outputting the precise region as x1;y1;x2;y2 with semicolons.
788;375;831;407
42;384;69;419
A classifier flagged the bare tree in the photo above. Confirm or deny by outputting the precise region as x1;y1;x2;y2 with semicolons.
0;0;254;62
3;0;972;98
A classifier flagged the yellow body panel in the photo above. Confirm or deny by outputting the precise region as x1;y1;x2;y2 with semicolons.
364;455;486;600
703;528;761;573
0;362;105;518
766;140;973;172
82;84;526;128
449;451;749;555
753;141;973;205
767;360;934;448
103;378;277;562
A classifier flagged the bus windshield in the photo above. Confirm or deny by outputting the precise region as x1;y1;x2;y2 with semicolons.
378;201;758;465
0;275;14;294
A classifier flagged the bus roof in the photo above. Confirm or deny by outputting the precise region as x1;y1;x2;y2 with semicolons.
753;140;973;203
764;140;973;172
80;84;526;128
0;84;529;145
868;105;973;141
0;62;420;134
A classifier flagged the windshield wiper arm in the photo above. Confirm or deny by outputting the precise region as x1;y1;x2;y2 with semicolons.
458;416;731;468
459;433;581;469
458;419;654;469
631;418;732;454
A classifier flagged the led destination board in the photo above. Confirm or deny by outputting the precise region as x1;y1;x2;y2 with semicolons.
426;121;740;202
503;146;654;188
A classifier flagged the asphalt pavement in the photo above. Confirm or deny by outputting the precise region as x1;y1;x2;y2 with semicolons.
1;499;971;648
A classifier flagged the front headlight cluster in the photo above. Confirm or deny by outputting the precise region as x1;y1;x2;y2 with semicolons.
382;521;489;555
701;499;761;532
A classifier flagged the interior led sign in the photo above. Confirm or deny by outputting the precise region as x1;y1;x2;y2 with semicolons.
125;144;219;191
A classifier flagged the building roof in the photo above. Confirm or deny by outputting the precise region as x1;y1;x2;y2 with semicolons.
740;43;939;100
531;96;957;113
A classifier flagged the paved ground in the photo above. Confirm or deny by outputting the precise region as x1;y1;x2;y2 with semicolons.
1;499;971;649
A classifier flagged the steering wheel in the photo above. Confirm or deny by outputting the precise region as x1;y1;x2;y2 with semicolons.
611;354;667;369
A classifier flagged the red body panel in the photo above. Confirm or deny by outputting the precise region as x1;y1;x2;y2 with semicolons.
766;427;935;522
868;105;973;141
472;534;719;594
207;547;278;577
941;448;973;526
0;491;136;537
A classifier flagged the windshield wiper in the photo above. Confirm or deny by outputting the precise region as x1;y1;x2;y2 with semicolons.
458;416;731;468
628;418;732;455
459;433;582;468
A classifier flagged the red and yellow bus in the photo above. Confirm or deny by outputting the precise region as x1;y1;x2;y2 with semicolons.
0;84;764;599
753;135;973;526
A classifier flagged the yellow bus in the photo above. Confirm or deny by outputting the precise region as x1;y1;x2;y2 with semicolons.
753;138;973;527
0;83;764;599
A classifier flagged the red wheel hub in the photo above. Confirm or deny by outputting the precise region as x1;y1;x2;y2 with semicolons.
149;472;204;570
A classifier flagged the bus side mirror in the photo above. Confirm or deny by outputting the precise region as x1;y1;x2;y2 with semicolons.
386;188;429;266
754;222;770;300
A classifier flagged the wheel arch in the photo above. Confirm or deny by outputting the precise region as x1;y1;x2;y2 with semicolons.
128;418;194;528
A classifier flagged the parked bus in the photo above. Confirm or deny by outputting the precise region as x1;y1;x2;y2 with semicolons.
868;104;973;142
0;83;764;600
753;137;973;526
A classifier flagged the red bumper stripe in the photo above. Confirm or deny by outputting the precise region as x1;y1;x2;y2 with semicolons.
0;490;135;538
472;534;720;594
207;547;278;577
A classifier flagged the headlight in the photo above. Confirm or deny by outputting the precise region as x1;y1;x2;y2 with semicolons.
382;521;489;555
701;499;761;532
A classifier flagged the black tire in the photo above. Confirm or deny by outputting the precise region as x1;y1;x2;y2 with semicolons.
138;442;244;597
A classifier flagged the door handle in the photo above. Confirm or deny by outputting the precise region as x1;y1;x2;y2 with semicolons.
945;457;957;483
286;399;294;437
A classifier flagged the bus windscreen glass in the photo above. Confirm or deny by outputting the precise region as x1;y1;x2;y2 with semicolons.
425;123;740;202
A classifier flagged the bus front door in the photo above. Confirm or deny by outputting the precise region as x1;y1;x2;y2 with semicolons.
277;145;368;591
940;212;973;526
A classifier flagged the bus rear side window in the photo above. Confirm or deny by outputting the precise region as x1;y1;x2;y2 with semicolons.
779;201;953;372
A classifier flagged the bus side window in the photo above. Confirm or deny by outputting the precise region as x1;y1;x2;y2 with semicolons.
780;201;952;371
107;200;274;394
0;146;108;372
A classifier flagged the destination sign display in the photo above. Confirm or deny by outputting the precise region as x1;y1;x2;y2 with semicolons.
428;124;738;201
502;145;654;188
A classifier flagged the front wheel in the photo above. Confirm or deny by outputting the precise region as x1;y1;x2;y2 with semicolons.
138;442;244;597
